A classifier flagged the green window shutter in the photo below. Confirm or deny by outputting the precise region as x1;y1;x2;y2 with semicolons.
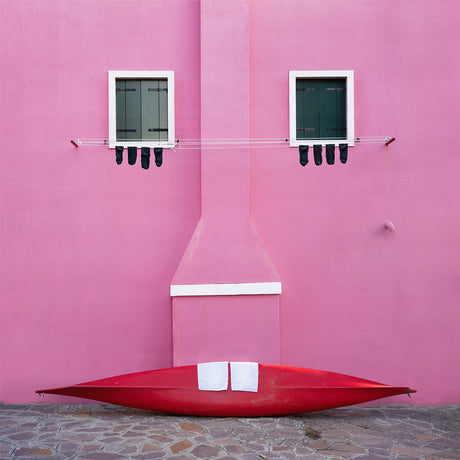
335;80;346;139
116;80;126;141
141;79;168;141
124;80;141;141
158;79;168;141
141;80;159;141
296;78;347;141
117;78;169;143
319;79;346;140
296;79;320;140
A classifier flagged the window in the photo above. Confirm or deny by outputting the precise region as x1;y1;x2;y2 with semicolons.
108;71;175;149
289;71;354;147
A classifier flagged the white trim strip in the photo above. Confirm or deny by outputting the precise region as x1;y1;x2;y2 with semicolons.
170;282;282;297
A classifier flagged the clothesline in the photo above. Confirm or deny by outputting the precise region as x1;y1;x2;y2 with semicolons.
71;136;395;148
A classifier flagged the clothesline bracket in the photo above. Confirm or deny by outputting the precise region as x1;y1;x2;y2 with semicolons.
355;137;396;146
71;139;110;147
384;137;396;146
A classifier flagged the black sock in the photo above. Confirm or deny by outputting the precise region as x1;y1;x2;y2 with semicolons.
128;146;137;165
154;148;163;167
299;145;309;166
115;146;123;165
141;147;150;170
339;144;348;164
313;145;322;165
326;144;335;165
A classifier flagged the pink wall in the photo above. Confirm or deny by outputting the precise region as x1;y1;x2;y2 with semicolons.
0;0;202;402
172;0;279;286
171;0;281;367
173;295;280;367
248;0;460;404
1;0;459;405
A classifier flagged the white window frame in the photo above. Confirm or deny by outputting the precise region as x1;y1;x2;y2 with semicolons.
289;70;354;147
108;70;175;149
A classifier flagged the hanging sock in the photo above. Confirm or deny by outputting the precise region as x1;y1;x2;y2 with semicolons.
299;145;309;166
154;147;163;167
326;144;335;165
339;143;348;164
115;146;123;165
141;147;150;170
128;146;137;165
313;145;322;165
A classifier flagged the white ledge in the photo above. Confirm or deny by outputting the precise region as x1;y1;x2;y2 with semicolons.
170;282;282;297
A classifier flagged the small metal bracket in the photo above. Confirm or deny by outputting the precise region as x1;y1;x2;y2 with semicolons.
385;137;396;145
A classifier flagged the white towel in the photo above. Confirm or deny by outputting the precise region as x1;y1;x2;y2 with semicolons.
197;362;229;391
230;362;259;392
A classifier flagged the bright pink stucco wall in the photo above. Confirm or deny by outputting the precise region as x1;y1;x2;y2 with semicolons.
0;0;202;402
1;0;459;405
248;0;460;404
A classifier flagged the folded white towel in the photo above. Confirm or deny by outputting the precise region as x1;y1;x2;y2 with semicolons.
230;362;259;392
197;362;229;391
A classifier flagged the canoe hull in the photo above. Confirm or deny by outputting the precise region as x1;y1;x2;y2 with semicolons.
37;364;415;416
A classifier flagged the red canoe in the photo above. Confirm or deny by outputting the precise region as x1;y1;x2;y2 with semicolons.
36;363;416;416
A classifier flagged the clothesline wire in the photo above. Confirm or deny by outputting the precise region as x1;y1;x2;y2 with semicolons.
76;137;390;141
75;143;389;150
74;136;393;147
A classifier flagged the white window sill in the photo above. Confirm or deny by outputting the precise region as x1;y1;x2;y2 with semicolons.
108;141;176;149
290;138;355;148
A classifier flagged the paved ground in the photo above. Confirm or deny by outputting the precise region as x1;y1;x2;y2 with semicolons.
0;404;459;459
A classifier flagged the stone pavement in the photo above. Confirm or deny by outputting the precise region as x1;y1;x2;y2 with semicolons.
0;404;459;459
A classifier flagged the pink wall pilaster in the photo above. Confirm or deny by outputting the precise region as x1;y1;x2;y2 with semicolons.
171;0;280;366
